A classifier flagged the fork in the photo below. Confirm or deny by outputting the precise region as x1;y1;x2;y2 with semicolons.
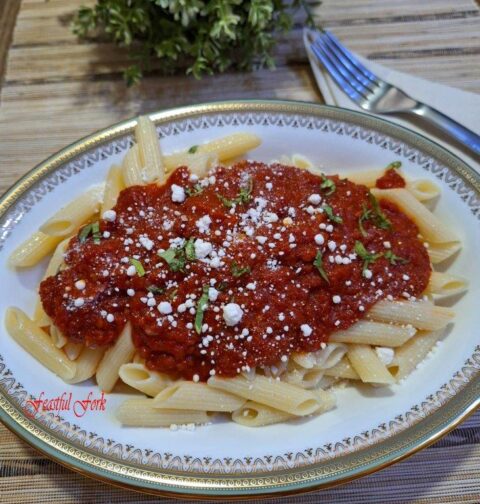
308;29;480;156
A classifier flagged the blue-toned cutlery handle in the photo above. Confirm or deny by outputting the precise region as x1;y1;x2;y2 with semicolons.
411;104;480;156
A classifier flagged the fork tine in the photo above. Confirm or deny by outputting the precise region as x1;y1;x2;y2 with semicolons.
318;33;378;91
323;31;380;85
313;38;371;96
309;41;365;104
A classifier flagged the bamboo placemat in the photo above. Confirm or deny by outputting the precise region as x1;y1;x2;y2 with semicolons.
0;0;479;502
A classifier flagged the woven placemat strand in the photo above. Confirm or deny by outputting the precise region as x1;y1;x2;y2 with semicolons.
0;0;479;502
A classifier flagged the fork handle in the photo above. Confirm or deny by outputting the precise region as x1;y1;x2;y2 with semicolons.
410;104;480;156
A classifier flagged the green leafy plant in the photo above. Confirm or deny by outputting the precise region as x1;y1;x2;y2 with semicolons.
72;0;318;85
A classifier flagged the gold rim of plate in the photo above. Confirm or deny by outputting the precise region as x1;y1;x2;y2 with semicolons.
0;100;479;498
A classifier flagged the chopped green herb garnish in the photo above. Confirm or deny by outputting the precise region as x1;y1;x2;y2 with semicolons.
185;238;196;261
188;145;199;154
386;161;402;170
92;221;101;245
368;192;391;230
147;285;164;295
168;288;178;300
313;250;329;283
79;221;101;244
129;258;145;277
217;177;253;208
158;248;186;272
185;183;204;197
354;240;382;272
358;204;372;237
384;250;409;265
322;204;343;224
320;174;336;196
158;238;198;272
231;261;251;278
78;223;94;243
194;285;210;334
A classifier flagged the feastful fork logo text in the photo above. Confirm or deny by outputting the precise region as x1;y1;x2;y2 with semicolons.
24;391;107;418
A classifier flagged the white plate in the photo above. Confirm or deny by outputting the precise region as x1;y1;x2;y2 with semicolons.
0;101;479;498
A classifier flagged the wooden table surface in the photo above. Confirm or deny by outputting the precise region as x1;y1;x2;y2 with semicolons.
0;1;479;502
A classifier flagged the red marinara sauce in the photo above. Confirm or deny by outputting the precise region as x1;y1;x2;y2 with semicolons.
376;167;406;189
40;162;431;381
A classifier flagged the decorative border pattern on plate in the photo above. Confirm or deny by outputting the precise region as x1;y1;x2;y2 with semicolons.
0;103;478;491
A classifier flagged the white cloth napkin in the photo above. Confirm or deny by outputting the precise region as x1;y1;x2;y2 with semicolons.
303;30;480;171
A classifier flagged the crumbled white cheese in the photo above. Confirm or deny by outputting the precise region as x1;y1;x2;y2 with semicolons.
194;239;213;259
73;298;84;308
126;265;136;276
171;184;186;203
300;324;313;337
375;346;395;365
102;210;116;222
332;295;342;304
308;194;321;205
139;236;154;251
208;287;219;302
223;303;243;326
314;234;324;246
196;215;212;233
158;301;173;314
363;269;373;279
74;280;86;290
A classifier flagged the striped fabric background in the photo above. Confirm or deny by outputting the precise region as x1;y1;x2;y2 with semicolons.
0;0;479;502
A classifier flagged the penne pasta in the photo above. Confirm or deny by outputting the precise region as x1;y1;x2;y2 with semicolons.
323;357;360;380
101;164;125;213
135;116;165;184
347;344;395;385
5;307;75;380
39;185;104;237
119;362;173;397
207;375;321;416
427;241;462;264
64;341;83;361
313;388;336;412
292;343;347;370
343;168;385;187
406;179;440;202
232;401;294;427
49;325;67;349
283;365;325;390
164;133;261;171
42;236;70;277
33;297;51;328
388;330;443;381
67;346;106;384
291;154;314;170
167;151;219;177
116;398;208;427
329;320;416;347
122;144;143;186
33;236;70;327
153;382;245;412
368;299;454;331
96;322;135;392
8;231;62;268
426;271;468;298
371;188;458;243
